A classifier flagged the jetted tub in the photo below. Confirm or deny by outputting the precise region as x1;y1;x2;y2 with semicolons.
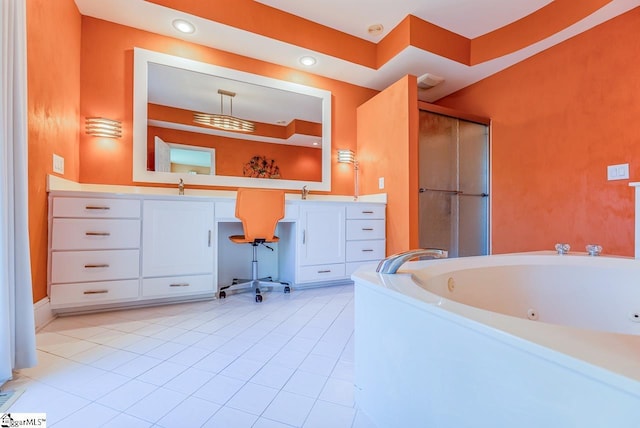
352;252;640;428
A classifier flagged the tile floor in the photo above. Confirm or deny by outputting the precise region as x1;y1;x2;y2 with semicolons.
2;284;378;428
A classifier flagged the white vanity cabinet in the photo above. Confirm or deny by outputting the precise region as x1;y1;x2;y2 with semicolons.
141;200;215;298
47;185;386;312
345;204;386;276
48;197;142;310
296;203;346;283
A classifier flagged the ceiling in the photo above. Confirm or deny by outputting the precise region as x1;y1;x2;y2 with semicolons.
75;0;640;101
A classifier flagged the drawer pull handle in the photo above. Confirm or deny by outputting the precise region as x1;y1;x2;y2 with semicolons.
361;228;374;231
170;283;190;287
85;205;111;210
317;269;331;273
84;264;110;269
83;290;109;295
362;249;374;252
85;232;111;236
362;210;374;214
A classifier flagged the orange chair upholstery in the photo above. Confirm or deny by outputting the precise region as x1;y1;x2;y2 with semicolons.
219;188;291;302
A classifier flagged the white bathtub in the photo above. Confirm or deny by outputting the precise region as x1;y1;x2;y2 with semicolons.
352;252;640;428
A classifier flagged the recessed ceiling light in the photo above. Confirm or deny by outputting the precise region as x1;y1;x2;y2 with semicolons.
299;56;317;67
172;19;195;34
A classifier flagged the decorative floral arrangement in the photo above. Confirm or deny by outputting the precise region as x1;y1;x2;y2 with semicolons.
243;155;281;178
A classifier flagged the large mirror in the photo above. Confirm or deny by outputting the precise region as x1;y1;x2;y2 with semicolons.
133;48;332;191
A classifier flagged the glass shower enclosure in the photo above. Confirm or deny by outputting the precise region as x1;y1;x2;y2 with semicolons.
418;110;489;257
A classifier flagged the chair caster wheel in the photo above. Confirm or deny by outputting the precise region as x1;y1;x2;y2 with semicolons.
284;286;291;294
255;294;263;303
219;291;226;299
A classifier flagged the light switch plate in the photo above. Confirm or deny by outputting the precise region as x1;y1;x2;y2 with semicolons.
607;163;629;181
378;177;385;189
53;154;64;174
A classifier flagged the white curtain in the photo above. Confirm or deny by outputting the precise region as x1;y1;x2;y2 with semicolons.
0;0;37;384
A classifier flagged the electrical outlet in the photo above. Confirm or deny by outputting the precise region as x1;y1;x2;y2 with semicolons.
53;154;64;174
378;177;385;189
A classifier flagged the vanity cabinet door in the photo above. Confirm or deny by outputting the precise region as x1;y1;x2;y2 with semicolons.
142;200;215;277
298;204;346;267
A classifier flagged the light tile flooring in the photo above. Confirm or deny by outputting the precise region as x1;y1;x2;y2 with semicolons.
3;284;378;428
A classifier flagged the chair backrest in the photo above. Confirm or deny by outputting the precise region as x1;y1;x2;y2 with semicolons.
235;188;285;242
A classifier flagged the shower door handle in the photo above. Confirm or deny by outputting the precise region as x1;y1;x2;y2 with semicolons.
419;188;462;195
459;192;489;197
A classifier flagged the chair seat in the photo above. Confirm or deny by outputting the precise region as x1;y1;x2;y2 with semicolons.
229;235;280;244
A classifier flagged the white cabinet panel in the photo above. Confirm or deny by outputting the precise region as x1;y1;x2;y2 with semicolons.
142;274;214;297
346;204;385;219
142;200;214;277
51;250;140;284
50;279;139;309
298;263;346;283
51;218;140;250
298;204;345;266
53;197;140;218
346;240;386;262
346;219;386;241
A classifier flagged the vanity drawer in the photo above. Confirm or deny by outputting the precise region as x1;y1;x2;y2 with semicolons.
142;274;215;297
346;219;385;241
51;219;140;250
346;204;385;219
50;249;140;284
49;279;139;309
298;263;346;283
53;197;140;219
346;240;385;262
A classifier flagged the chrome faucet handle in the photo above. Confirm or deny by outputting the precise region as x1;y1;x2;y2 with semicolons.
301;185;309;200
178;178;184;195
586;244;602;256
555;243;570;255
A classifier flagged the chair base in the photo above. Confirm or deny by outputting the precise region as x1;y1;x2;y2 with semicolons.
219;279;291;303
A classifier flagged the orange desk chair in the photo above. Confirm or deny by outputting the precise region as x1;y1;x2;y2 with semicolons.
219;188;291;302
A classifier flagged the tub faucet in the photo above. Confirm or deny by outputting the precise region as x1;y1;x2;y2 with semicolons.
555;243;570;255
376;248;448;274
178;178;184;195
301;185;309;200
586;244;602;256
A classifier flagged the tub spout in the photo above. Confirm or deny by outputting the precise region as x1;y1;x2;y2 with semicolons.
376;248;448;274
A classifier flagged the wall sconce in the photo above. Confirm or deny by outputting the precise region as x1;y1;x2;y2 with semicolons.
337;149;359;200
85;117;122;138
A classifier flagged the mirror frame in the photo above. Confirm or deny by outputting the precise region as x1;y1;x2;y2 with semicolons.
133;48;332;191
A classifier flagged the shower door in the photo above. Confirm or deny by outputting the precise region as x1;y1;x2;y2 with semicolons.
418;110;489;257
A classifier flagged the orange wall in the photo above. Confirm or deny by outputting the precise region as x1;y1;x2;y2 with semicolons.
148;126;322;181
26;0;82;301
437;8;640;256
357;75;419;255
79;17;377;193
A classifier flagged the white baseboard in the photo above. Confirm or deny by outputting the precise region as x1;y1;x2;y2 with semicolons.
33;298;55;331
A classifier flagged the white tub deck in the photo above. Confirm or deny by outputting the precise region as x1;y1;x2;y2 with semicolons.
353;253;640;427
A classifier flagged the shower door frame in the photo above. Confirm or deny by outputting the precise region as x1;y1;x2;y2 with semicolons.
417;101;492;256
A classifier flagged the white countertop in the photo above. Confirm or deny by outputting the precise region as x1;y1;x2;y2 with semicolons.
47;175;387;203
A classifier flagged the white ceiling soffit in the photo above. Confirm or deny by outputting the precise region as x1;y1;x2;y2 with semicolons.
254;0;555;40
74;0;640;101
